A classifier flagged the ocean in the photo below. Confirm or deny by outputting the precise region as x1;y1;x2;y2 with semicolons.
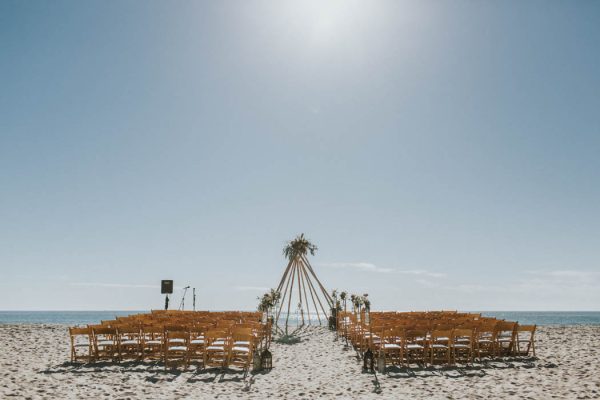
0;311;148;325
0;310;599;326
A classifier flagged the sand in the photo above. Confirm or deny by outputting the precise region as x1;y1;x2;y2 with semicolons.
1;324;599;399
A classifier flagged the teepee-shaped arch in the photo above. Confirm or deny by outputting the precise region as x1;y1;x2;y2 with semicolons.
274;234;333;333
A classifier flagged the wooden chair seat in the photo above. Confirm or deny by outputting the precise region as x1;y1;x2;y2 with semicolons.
167;345;187;351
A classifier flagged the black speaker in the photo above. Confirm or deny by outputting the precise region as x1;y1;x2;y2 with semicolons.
161;280;173;294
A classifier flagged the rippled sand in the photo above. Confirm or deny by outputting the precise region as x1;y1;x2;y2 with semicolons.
1;324;599;399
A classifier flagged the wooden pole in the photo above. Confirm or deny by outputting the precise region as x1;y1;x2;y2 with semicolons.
275;260;294;331
302;255;333;307
303;255;332;304
298;260;312;326
301;263;322;325
296;262;305;326
300;259;329;324
276;258;294;292
284;259;297;333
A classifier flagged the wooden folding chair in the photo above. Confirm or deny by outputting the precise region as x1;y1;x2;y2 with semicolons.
404;328;428;366
475;321;497;360
69;326;93;363
117;325;143;361
229;328;254;372
349;320;365;352
188;323;210;366
429;329;452;366
452;328;474;364
236;322;263;350
164;327;189;370
204;329;229;369
514;325;536;357
92;327;119;362
363;323;381;367
495;321;517;357
141;324;165;361
258;321;272;349
380;327;402;367
391;327;406;367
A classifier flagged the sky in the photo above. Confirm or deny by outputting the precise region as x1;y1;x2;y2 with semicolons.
1;0;599;311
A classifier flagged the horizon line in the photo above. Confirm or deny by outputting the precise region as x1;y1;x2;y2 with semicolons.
2;309;600;313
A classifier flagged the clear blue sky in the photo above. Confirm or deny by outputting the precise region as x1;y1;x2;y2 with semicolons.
1;0;599;311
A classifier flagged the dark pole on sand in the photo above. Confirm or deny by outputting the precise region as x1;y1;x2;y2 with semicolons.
193;288;196;311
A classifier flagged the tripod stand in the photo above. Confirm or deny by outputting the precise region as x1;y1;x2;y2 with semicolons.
178;286;190;310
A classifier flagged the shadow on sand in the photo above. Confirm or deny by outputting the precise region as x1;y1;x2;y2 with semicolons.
39;361;271;381
370;356;546;379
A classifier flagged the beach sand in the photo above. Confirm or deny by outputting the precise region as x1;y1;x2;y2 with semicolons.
1;324;599;399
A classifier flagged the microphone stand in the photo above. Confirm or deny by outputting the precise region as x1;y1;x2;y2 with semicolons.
179;286;190;310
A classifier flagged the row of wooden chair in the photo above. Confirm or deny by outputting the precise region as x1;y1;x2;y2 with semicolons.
338;311;536;367
69;311;270;371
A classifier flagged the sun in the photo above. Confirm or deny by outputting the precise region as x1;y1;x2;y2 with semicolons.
295;0;369;45
262;0;383;51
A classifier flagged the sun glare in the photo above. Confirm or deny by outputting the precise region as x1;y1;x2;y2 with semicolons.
311;0;368;43
274;0;382;49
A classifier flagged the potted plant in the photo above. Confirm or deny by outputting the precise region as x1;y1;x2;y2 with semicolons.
258;289;281;325
363;294;371;325
283;233;317;261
